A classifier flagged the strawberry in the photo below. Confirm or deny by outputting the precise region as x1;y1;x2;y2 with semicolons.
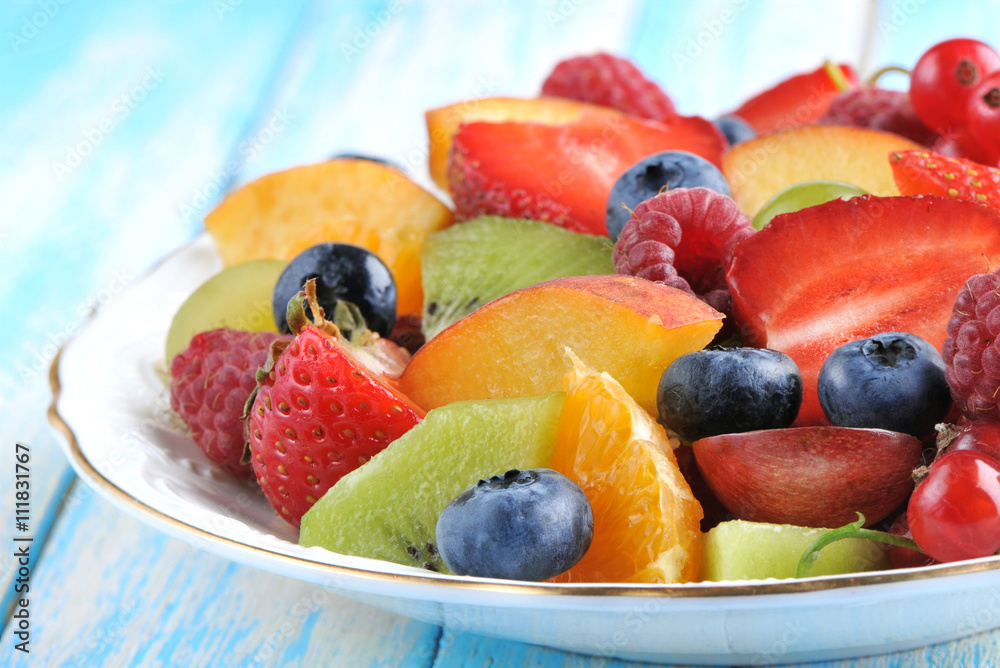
890;149;1000;210
448;112;726;236
727;195;1000;426
728;62;858;134
246;281;424;526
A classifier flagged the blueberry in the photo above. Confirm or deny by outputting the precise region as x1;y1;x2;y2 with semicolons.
606;151;732;240
273;242;396;337
817;332;952;437
657;347;802;442
713;115;756;146
435;469;593;581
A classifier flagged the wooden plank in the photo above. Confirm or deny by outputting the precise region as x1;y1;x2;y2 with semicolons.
0;483;440;666
0;0;311;635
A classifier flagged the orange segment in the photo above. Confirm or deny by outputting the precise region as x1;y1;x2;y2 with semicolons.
204;159;454;315
550;354;703;584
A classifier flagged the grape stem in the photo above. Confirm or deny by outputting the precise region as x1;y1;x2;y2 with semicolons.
795;513;923;578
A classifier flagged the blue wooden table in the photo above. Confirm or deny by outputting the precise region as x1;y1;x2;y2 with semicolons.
6;0;1000;665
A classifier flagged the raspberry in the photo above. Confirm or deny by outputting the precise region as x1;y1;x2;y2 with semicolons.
541;53;676;121
821;87;938;147
943;269;1000;420
170;328;283;477
613;187;754;298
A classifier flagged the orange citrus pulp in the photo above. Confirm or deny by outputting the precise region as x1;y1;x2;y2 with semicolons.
550;353;703;583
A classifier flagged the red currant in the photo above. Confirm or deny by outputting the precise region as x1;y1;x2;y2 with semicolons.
966;70;1000;165
908;450;1000;563
945;420;1000;463
910;38;1000;136
886;513;937;569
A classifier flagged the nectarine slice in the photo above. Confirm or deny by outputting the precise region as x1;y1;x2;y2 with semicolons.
398;275;723;415
204;159;454;316
722;125;922;216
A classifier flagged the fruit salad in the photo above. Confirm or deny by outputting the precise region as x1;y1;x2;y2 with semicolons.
165;39;1000;583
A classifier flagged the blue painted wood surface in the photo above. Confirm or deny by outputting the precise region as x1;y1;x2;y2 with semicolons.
5;0;1000;665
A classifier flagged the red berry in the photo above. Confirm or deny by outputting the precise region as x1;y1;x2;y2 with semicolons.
890;149;1000;209
727;62;858;134
944;419;1000;462
966;70;1000;164
248;325;424;526
943;269;1000;420
541;53;676;121
613;187;754;298
447;115;726;236
909;38;1000;135
821;87;938;146
886;513;937;570
908;449;1000;563
170;328;284;478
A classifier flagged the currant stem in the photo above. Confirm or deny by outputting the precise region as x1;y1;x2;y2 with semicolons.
866;65;912;87
796;513;923;578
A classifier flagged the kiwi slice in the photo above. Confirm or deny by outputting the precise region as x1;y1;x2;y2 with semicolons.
700;520;889;581
299;393;565;572
165;259;286;364
421;217;613;340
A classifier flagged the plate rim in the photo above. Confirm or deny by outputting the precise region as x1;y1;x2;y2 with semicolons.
45;233;1000;601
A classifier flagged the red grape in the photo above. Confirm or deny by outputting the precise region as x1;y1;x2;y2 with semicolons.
910;38;1000;135
908;450;1000;563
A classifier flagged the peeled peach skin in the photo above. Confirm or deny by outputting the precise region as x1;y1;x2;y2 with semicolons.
398;275;723;416
722;125;922;217
425;96;623;192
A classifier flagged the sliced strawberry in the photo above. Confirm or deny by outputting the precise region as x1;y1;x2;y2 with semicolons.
247;285;424;527
448;112;726;236
727;195;1000;426
729;62;858;134
891;149;1000;210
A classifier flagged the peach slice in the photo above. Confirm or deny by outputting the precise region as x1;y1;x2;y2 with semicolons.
398;275;723;415
722;125;922;216
204;159;454;316
426;96;623;191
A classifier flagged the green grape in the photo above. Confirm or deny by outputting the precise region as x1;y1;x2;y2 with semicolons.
165;259;286;365
752;180;868;230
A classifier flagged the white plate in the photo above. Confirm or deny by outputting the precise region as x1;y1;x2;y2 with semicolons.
49;234;1000;665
